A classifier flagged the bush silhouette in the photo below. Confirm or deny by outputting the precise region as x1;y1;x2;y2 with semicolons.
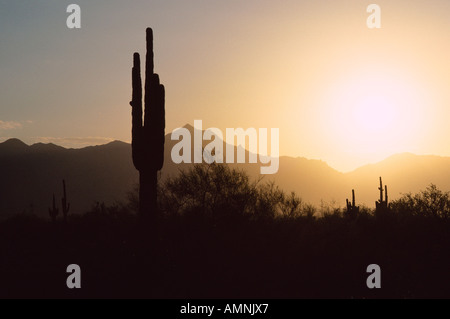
390;184;450;218
158;163;314;221
160;164;256;217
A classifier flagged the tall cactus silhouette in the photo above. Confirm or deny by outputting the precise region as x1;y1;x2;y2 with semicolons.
130;28;165;216
346;189;359;219
375;177;388;212
62;179;70;222
48;194;59;222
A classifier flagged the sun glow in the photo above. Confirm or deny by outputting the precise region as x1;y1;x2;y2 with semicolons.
352;95;397;132
318;65;433;171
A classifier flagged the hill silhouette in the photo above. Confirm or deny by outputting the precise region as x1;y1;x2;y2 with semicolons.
0;139;137;218
1;131;450;218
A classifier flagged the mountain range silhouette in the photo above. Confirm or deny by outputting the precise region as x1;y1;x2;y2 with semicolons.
1;126;449;218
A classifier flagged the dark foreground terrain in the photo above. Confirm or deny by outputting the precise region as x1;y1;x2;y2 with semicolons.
1;165;450;299
1;208;450;299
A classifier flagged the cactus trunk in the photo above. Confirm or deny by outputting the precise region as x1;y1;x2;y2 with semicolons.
378;177;383;203
385;185;388;204
139;170;157;217
130;28;165;217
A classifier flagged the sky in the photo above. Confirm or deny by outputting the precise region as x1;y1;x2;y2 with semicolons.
1;0;450;172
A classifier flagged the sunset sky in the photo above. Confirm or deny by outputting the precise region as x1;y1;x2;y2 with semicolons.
1;0;450;172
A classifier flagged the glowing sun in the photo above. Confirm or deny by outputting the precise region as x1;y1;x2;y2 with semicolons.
352;94;397;133
320;65;431;169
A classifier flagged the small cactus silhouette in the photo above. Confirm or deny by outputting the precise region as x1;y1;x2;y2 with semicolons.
48;194;59;222
346;189;359;219
375;177;389;212
62;179;70;222
130;28;165;217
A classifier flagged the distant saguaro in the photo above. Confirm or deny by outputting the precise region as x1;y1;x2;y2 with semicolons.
375;177;389;212
346;189;359;219
129;28;165;217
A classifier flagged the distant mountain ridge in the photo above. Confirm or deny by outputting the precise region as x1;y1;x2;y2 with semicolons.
1;131;449;218
0;138;138;218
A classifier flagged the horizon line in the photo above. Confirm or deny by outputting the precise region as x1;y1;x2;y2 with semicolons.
0;136;447;174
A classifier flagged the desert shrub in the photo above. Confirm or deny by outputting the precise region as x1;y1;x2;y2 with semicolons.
390;184;450;219
157;164;312;221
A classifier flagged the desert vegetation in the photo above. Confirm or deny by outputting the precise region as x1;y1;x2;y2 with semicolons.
1;163;450;298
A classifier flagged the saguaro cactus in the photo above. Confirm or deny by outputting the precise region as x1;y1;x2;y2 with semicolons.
48;194;59;222
375;177;388;212
346;189;359;219
130;28;165;216
62;179;70;222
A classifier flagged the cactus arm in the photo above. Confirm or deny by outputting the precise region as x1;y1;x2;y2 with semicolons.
352;189;356;207
131;53;144;171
